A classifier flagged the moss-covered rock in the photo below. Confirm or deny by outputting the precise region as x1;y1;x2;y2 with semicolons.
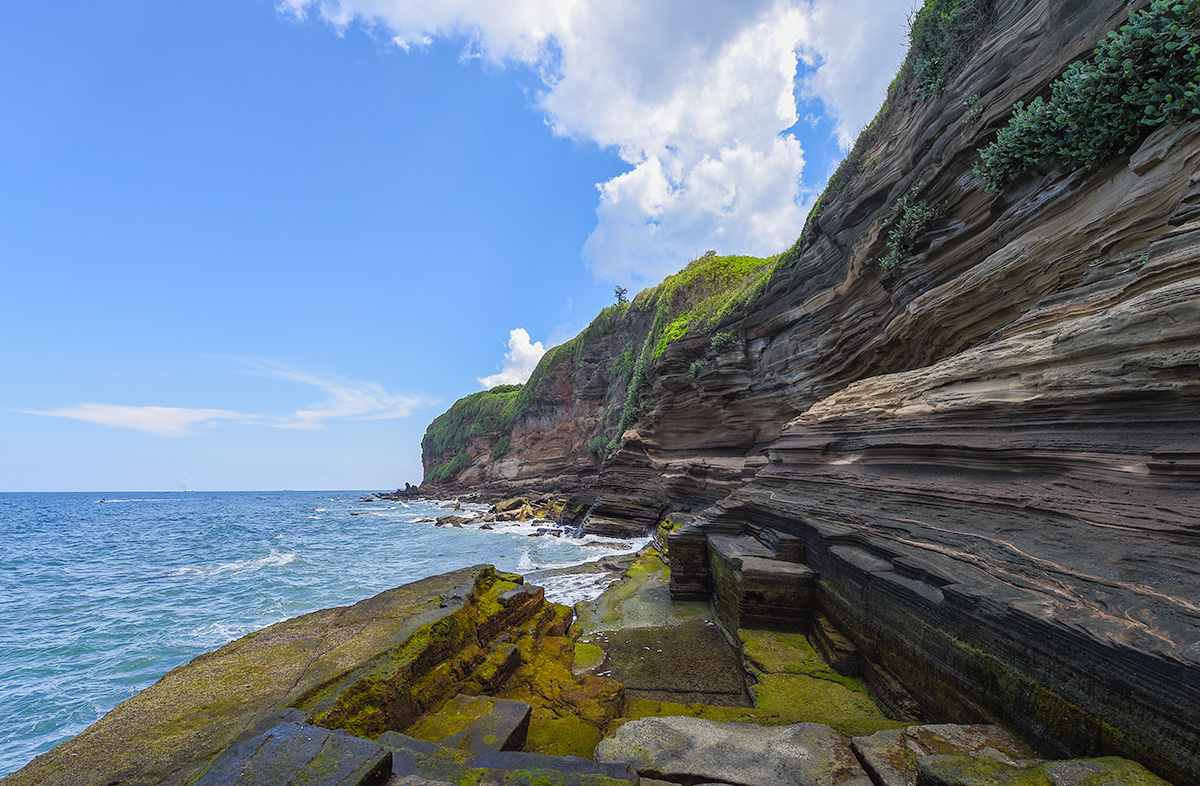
4;566;498;786
736;628;908;737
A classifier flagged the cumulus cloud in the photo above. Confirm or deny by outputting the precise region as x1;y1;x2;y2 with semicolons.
801;0;915;148
479;328;546;388
21;363;434;436
281;0;913;284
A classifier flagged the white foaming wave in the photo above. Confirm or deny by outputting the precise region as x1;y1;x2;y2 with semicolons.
170;549;298;579
313;508;327;513
520;536;653;574
533;572;619;606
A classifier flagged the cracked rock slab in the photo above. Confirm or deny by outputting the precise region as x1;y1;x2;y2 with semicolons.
594;716;872;786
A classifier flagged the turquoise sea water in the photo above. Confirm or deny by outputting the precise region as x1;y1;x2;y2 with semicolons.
0;491;644;777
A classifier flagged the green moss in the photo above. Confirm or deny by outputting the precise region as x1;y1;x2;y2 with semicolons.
572;642;605;674
521;713;606;759
623;697;809;727
738;629;823;675
749;673;904;738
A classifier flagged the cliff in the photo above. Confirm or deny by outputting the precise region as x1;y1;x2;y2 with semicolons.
420;0;1200;783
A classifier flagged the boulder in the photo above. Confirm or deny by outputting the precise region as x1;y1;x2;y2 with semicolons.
594;716;871;786
494;497;530;513
192;722;391;786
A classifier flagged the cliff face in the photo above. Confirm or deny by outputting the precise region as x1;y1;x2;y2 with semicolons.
425;0;1196;513
420;0;1200;782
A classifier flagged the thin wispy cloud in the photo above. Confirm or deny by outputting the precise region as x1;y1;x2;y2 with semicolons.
279;0;914;286
20;363;435;437
19;404;256;438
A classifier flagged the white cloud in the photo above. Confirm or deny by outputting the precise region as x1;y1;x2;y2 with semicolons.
281;0;913;284
21;363;434;436
801;0;916;149
479;328;546;388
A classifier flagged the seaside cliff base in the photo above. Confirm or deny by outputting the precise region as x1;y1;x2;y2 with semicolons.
2;546;1175;786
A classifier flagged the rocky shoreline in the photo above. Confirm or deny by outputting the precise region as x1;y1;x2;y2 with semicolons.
3;532;1177;786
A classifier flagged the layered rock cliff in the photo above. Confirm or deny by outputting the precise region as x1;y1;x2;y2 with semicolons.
420;0;1199;783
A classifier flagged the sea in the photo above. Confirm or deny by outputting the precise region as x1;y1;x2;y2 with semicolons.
0;490;647;777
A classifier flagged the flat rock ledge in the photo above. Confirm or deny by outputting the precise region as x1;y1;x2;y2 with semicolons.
191;721;639;786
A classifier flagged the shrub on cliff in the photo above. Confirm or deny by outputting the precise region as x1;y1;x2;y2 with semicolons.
901;0;995;99
877;182;948;270
975;0;1200;191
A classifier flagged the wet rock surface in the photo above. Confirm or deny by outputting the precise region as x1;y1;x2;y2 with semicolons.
193;722;392;786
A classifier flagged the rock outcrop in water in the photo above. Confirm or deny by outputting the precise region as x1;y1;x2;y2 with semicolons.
418;0;1200;783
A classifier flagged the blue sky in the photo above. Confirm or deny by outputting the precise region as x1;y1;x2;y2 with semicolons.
1;0;914;491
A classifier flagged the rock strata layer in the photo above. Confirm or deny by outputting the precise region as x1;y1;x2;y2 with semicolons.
415;0;1200;782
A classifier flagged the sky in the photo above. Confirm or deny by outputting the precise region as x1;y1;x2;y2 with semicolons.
1;0;916;492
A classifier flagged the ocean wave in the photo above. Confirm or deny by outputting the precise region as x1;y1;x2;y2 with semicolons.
170;550;297;579
533;572;619;606
186;620;273;648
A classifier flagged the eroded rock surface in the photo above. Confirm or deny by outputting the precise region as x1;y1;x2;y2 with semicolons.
852;725;1034;786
